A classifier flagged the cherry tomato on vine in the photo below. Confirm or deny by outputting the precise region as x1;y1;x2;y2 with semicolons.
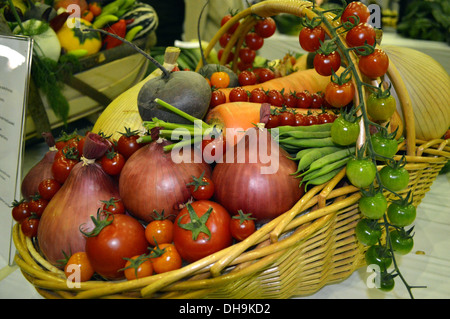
317;112;336;124
345;23;376;49
101;197;125;215
239;47;256;64
355;218;382;246
187;171;215;200
387;202;416;227
313;51;341;76
296;90;312;108
117;128;142;159
346;158;377;188
38;178;61;200
283;92;298;108
266;112;280;129
254;17;276;38
310;92;324;109
149;243;182;274
341;1;371;24
253;67;275;83
218;48;234;64
229;210;256;241
145;214;174;246
229;87;249;102
365;244;392;272
325;81;355;108
21;215;39;238
378;271;396;292
366;92;396;122
201;133;227;163
210;71;230;88
210;89;227;108
305;114;319;126
371;133;398;159
122;254;153;280
100;150;125;176
294;113;308;126
11;200;31;223
238;70;257;86
245;32;264;50
267;89;284;107
390;228;414;255
173;200;232;263
52;155;79;184
221;14;240;34
359;191;388;220
64;251;95;282
379;165;410;191
299;26;326;52
28;195;48;218
330;116;360;146
359;49;389;79
219;32;232;48
249;88;268;103
278;111;296;126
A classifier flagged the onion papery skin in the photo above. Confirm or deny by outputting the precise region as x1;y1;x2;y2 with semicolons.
212;127;304;222
21;149;56;200
37;162;120;266
119;140;212;223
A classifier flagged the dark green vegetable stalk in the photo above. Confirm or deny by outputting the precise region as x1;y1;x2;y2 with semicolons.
311;1;424;298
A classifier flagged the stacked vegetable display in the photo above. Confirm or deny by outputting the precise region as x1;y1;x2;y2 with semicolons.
11;1;448;298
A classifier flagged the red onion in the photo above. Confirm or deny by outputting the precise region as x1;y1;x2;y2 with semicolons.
212;126;304;222
119;139;212;223
21;132;57;200
37;133;120;266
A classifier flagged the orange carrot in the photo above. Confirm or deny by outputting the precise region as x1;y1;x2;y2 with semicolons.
219;68;343;102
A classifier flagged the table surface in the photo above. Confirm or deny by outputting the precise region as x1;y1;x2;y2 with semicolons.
1;32;449;300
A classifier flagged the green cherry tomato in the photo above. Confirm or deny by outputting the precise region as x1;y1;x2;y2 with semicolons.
365;244;392;272
346;158;377;188
367;93;396;122
379;166;410;191
355;218;382;246
371;133;398;159
331;117;360;146
378;271;395;292
387;202;416;227
390;229;414;255
359;192;388;219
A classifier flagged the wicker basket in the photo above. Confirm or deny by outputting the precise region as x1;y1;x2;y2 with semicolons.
12;0;449;299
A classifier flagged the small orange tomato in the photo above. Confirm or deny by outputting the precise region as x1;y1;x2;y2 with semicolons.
64;252;95;283
123;255;153;280
210;71;230;88
149;243;182;274
145;211;174;246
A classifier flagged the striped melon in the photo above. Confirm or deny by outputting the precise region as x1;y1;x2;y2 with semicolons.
120;2;159;40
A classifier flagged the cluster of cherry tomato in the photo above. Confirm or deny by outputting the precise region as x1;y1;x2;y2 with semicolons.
219;14;277;71
298;2;390;109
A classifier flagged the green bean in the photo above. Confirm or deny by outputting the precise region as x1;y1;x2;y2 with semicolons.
300;157;350;182
306;147;355;173
279;130;331;139
294;146;343;174
279;137;337;149
303;167;343;190
274;123;333;135
286;148;317;161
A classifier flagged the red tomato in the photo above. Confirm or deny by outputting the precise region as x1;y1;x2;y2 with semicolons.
238;47;256;64
28;195;48;218
51;156;79;184
265;113;279;129
294;113;308;126
221;14;239;33
278;111;296;126
21;216;39;237
341;1;371;24
83;213;149;280
117;128;142;159
299;26;326;52
187;171;215;200
345;23;376;49
201;134;227;163
305;114;319;126
11;200;31;223
149;243;182;274
267;89;284;107
249;88;269;103
237;60;254;72
296;91;313;108
210;89;227;108
229;87;249;102
358;48;389;78
38;178;61;201
318;112;337;124
219;32;232;48
254;17;276;38
283;92;298;108
101;197;125;215
325;81;355;108
253;67;275;83
313;51;341;76
218;49;234;64
229;210;256;241
238;70;257;86
310;92;324;109
245;32;264;50
100;151;125;176
173;201;232;263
